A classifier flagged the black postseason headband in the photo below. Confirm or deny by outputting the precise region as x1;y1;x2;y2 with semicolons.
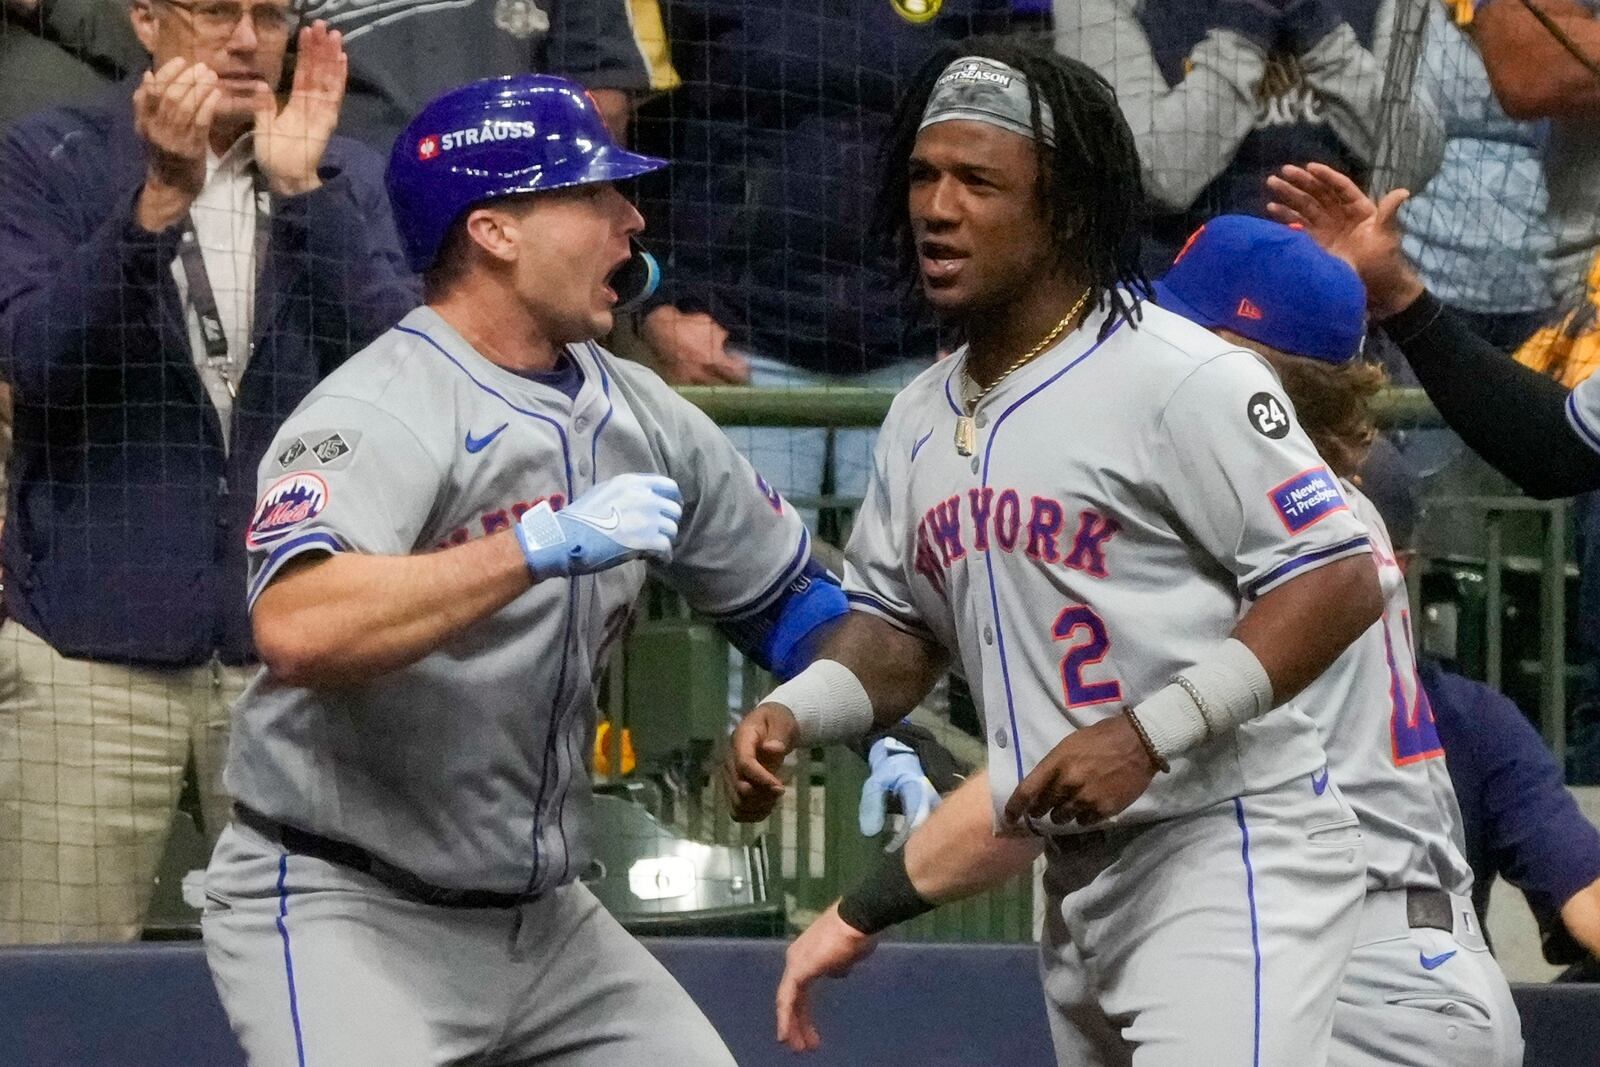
918;56;1056;145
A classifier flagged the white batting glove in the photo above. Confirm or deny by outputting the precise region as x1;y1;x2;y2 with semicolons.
858;737;941;852
516;473;682;581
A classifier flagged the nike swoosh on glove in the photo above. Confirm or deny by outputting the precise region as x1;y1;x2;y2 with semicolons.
517;473;683;581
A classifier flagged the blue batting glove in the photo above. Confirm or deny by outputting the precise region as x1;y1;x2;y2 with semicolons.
858;737;940;850
516;473;682;581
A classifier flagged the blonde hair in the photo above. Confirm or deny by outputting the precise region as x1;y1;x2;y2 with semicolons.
1217;329;1387;480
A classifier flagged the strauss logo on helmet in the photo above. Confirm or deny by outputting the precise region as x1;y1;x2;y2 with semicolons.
415;120;541;163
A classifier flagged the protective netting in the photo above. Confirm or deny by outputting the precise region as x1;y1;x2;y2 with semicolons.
1;0;1596;948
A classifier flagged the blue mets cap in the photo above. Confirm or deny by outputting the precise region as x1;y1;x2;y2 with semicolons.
1153;215;1368;365
386;74;668;273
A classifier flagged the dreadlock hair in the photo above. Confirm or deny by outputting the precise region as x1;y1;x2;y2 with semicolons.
875;35;1152;333
1219;330;1388;481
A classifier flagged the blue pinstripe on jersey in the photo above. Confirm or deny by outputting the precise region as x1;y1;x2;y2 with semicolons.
399;323;581;898
551;344;619;886
977;319;1127;785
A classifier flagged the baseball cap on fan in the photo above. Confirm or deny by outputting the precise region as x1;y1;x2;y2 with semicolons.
1154;215;1368;365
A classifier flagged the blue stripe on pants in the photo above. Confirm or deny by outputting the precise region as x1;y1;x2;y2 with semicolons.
1233;798;1262;1067
275;854;308;1067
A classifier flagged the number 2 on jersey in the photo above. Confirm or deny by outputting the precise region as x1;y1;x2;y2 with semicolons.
1053;605;1123;708
1385;608;1443;765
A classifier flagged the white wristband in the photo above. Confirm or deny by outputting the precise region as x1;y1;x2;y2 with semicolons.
761;659;875;746
1133;638;1274;762
1131;684;1209;760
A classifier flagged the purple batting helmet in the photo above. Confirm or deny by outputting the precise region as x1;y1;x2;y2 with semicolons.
386;74;667;273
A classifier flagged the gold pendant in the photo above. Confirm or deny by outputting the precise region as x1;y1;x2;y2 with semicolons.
954;415;976;456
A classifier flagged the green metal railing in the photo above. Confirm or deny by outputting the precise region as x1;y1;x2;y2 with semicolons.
674;384;1446;429
609;385;1571;942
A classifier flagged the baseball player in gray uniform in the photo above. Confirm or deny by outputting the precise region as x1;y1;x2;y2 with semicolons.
831;215;1529;1065
201;75;849;1066
1107;214;1522;1066
1321;482;1523;1066
727;40;1387;1065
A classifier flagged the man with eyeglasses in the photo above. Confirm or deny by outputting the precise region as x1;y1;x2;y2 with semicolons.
0;2;415;943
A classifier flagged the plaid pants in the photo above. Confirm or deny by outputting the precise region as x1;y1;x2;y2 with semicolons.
0;621;251;942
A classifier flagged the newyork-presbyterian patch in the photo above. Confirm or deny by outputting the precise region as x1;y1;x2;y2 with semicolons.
1269;468;1347;534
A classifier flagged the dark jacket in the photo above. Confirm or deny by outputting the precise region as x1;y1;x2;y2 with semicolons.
0;0;144;135
0;84;418;666
634;0;1014;377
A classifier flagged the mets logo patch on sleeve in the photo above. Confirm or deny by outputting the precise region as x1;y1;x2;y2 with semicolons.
1269;468;1348;534
247;472;329;549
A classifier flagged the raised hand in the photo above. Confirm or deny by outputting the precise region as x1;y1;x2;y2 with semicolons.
1265;163;1422;318
133;57;222;230
254;20;347;196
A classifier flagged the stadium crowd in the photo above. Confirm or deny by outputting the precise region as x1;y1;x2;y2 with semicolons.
0;0;1595;1005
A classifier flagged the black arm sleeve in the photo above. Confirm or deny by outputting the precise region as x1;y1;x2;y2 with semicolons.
1385;291;1600;500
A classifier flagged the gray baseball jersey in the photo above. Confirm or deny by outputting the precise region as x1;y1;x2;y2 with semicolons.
1309;489;1521;1067
225;304;809;896
843;300;1374;829
1303;483;1473;896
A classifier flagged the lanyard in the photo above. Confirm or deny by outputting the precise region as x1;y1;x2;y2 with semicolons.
176;168;270;399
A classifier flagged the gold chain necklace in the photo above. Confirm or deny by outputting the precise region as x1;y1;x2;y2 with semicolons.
954;287;1092;456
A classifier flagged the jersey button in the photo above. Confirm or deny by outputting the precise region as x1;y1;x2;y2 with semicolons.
578;460;592;477
975;414;988;429
993;728;1008;749
969;458;979;474
574;417;588;433
983;626;994;645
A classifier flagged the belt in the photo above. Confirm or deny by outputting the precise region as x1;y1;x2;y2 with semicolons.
1405;887;1453;933
1357;885;1468;946
233;804;539;910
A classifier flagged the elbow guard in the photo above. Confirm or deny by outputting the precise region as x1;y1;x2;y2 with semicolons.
719;556;849;680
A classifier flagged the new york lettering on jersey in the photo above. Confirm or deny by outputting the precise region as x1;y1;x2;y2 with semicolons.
845;301;1372;827
911;491;1121;593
